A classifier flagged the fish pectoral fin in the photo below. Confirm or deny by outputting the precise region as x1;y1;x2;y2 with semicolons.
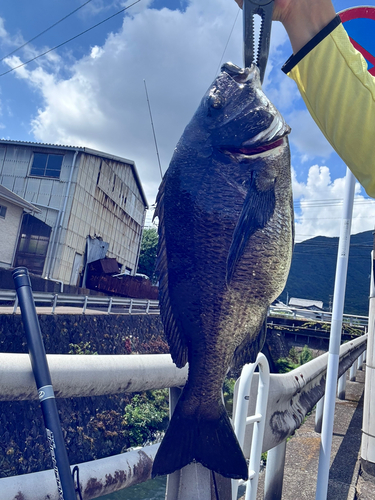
226;171;276;283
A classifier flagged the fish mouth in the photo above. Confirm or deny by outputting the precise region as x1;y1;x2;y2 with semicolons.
221;136;287;160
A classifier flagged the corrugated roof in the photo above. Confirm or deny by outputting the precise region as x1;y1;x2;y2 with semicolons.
289;298;324;309
0;139;148;208
0;184;41;213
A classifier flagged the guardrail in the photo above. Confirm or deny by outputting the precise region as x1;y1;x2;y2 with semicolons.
0;335;367;500
0;289;160;315
233;334;367;500
0;290;368;325
269;305;369;328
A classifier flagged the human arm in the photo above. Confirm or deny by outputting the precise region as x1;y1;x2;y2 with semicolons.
234;0;375;198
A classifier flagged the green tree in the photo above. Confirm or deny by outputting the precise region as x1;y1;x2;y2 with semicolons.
299;345;313;365
137;228;158;283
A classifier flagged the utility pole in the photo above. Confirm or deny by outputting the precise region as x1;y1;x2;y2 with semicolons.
361;229;375;475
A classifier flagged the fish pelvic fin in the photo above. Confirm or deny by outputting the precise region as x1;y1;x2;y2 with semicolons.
152;400;248;480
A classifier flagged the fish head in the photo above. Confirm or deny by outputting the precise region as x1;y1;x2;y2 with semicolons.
192;62;290;156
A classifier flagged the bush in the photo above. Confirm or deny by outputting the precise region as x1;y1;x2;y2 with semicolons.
122;389;169;447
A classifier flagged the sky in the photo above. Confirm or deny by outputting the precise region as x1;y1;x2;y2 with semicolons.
0;0;374;243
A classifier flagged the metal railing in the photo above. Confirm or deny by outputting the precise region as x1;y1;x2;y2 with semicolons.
233;335;367;500
269;304;369;327
232;353;270;500
0;289;160;315
0;334;367;500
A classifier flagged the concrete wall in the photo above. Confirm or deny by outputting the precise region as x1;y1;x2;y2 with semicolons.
0;313;168;478
0;201;22;268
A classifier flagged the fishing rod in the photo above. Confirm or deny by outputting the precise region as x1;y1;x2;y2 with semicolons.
13;267;78;500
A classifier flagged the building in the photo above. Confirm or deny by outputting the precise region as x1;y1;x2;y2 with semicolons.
288;298;324;310
0;140;148;285
0;184;40;270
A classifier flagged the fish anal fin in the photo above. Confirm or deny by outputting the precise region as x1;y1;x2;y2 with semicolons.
232;317;267;374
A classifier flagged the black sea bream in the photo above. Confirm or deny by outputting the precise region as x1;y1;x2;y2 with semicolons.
152;62;294;480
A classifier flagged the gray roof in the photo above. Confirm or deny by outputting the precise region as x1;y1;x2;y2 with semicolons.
0;139;149;209
0;184;40;213
289;298;324;309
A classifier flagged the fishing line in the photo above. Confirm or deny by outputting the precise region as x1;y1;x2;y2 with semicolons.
0;0;94;63
214;9;240;77
0;0;141;77
144;79;163;180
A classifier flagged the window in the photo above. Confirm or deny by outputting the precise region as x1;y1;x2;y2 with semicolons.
30;152;64;179
0;205;7;218
15;214;52;276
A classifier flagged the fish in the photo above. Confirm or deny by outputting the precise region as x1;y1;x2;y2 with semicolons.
152;62;294;480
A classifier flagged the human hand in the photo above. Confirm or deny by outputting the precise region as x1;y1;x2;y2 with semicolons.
233;0;293;24
234;0;336;53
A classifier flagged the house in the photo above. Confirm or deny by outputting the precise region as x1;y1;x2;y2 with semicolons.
0;184;40;270
0;140;148;285
288;298;324;311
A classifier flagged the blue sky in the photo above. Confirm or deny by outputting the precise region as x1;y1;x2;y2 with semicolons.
0;0;374;241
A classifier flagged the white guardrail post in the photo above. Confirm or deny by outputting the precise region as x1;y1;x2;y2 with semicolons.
232;353;270;500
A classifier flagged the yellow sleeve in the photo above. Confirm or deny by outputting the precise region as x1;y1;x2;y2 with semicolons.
286;23;375;198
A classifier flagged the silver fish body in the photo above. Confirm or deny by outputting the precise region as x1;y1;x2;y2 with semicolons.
152;62;294;480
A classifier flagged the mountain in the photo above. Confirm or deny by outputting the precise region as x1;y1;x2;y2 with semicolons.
278;230;374;316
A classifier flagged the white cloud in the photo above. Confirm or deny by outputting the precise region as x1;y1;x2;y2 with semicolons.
293;165;375;243
287;109;334;161
4;0;295;206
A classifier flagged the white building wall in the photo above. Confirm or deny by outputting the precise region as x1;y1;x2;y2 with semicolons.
52;153;147;283
0;144;147;283
0;201;23;268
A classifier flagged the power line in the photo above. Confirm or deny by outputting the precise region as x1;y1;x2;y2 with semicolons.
0;0;94;63
0;0;141;77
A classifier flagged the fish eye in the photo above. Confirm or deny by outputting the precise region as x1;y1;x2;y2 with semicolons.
208;90;225;109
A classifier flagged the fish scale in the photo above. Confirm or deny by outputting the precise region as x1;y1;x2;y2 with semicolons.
152;62;293;480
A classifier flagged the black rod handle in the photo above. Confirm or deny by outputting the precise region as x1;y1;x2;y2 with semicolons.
13;267;77;500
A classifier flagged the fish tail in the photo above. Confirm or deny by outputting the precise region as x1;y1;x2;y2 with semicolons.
152;400;248;480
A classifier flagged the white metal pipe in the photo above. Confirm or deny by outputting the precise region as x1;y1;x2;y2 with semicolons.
263;440;287;500
315;167;355;500
0;353;188;400
362;250;375;473
232;353;270;500
0;444;159;500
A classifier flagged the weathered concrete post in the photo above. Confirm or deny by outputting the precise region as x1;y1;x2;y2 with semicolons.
349;362;357;381
361;248;375;475
263;440;287;500
337;373;346;400
315;396;324;433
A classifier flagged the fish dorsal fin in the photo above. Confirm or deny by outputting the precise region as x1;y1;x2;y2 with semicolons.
154;178;188;368
226;166;276;284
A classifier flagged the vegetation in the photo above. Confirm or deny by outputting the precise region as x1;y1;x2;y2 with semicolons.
137;227;158;283
68;341;98;355
223;377;236;417
123;389;169;447
276;345;313;373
